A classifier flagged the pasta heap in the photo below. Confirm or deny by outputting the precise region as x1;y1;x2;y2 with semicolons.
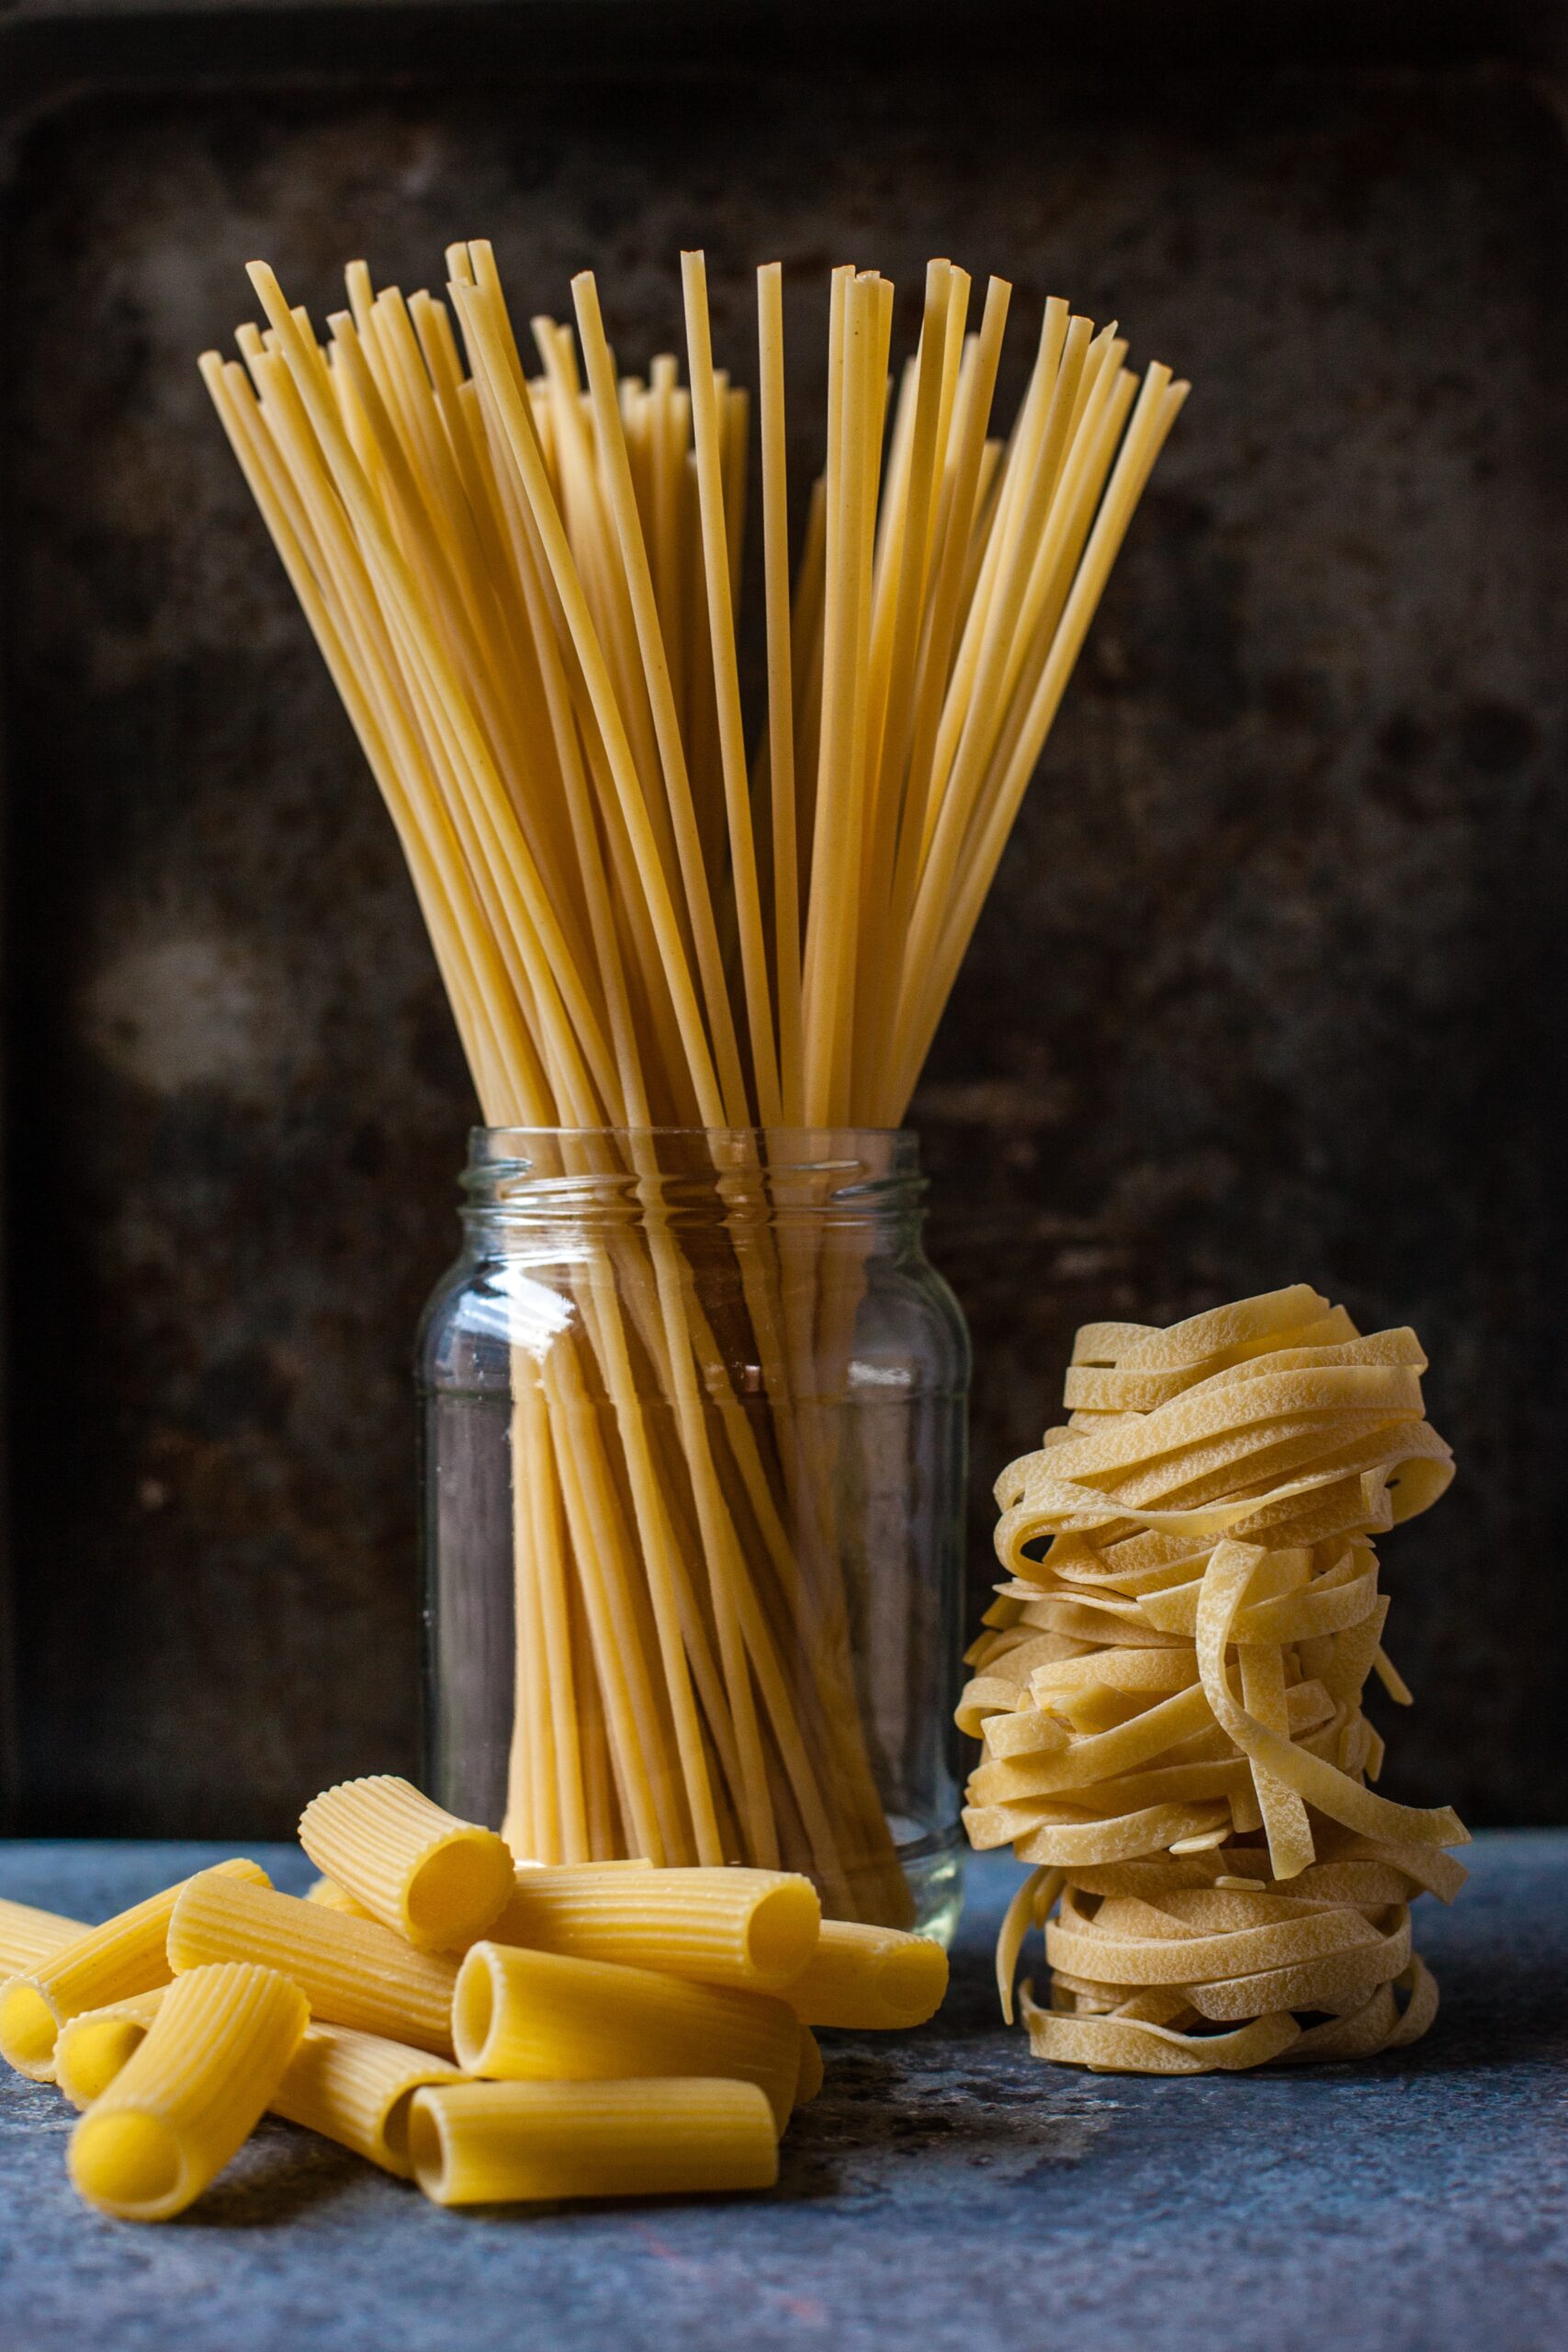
960;1285;1469;2073
199;243;1186;1917
0;1773;948;2219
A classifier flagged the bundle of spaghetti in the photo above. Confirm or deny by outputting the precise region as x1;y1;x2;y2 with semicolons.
200;241;1185;1918
960;1283;1470;2072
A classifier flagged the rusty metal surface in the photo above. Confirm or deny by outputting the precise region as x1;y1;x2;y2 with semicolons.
3;22;1565;1830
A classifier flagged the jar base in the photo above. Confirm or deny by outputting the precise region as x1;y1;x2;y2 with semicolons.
889;1823;966;1948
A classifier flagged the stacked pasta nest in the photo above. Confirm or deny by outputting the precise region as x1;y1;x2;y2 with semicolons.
960;1285;1469;2073
0;1775;946;2221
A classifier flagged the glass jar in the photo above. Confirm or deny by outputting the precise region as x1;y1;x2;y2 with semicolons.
417;1127;969;1941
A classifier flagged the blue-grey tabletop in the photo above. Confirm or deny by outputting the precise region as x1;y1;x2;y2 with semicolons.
1;1833;1564;2352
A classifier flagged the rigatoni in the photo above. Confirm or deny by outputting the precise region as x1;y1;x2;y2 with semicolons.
55;1990;166;2110
270;2022;466;2177
2;1762;984;2221
55;1996;468;2180
305;1876;378;1919
488;1863;819;1992
0;1857;271;2082
68;1963;308;2222
0;1894;84;1974
167;1871;458;2055
782;1919;949;2030
408;2076;779;2206
299;1776;515;1951
454;1941;800;2129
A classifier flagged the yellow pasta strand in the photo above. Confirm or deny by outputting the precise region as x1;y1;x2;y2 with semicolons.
205;246;1181;1919
454;1939;799;2130
781;1918;949;2030
299;1775;515;1951
963;1287;1469;2075
487;1862;819;1992
167;1871;458;2056
270;2022;466;2177
408;2076;778;2206
68;1963;308;2222
0;1858;270;2083
0;1894;84;1974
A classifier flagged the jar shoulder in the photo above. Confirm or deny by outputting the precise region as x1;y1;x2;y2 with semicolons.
417;1240;971;1396
851;1249;972;1392
415;1250;510;1388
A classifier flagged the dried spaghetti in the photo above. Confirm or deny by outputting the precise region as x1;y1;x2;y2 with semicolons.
202;244;1185;1917
962;1285;1468;2070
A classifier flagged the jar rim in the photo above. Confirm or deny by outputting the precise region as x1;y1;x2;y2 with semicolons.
467;1125;914;1146
458;1125;924;1216
464;1125;919;1176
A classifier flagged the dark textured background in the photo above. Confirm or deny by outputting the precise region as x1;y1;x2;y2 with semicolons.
2;4;1564;1834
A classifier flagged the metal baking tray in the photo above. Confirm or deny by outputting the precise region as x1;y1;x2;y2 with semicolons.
3;0;1562;1832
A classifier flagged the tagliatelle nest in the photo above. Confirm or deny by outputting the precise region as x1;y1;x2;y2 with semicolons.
960;1283;1468;2074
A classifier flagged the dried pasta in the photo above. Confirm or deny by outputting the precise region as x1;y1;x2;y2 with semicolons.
0;1895;84;1974
202;243;1182;1916
407;2076;779;2206
167;1871;458;2055
57;1995;464;2179
68;1963;308;2222
454;1940;800;2129
305;1876;378;1918
55;1990;167;2110
0;1857;270;2083
488;1863;820;1991
270;2022;466;2177
1;1764;991;2216
962;1286;1469;2072
781;1919;949;2030
299;1776;515;1951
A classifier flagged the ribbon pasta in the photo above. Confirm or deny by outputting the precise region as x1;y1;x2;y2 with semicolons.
960;1285;1468;2074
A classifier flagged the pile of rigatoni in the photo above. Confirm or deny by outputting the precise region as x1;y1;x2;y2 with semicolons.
0;1775;947;2220
201;245;1187;1917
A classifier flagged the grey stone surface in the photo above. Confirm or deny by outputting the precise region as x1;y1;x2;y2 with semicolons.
4;35;1567;1838
1;1834;1564;2352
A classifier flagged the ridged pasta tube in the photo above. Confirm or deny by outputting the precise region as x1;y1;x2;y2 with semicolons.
299;1777;515;1951
0;1895;85;1974
454;1941;800;2129
270;2022;465;2177
56;1990;166;2109
488;1865;819;1991
58;1995;464;2180
167;1871;458;2055
782;1921;949;2029
68;1963;309;2222
408;2077;779;2206
305;1876;377;1919
0;1858;270;2083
